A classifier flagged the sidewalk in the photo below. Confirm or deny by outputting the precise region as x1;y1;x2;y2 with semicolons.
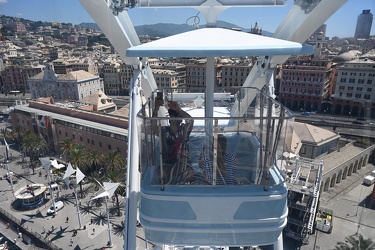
0;143;148;250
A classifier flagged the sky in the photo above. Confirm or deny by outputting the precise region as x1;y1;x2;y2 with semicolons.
0;0;374;38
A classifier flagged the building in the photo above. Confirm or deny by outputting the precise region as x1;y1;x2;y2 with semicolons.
293;122;340;159
220;62;252;93
354;10;373;39
185;59;221;92
279;55;335;112
152;68;179;90
102;59;121;95
9;97;128;159
28;63;103;100
332;57;375;118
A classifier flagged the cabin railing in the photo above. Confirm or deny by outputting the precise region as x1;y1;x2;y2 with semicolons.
138;87;295;188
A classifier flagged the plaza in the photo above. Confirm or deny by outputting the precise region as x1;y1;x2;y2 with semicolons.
0;139;147;250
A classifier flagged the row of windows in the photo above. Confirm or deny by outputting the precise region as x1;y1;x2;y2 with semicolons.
282;77;324;82
338;86;372;92
338;93;372;99
281;88;321;95
56;120;127;141
58;130;122;152
341;72;375;77
283;72;324;77
340;78;373;84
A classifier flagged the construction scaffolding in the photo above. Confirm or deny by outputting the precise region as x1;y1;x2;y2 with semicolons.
284;158;324;244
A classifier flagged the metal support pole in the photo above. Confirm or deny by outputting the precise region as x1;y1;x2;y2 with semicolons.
73;184;82;228
47;170;56;216
124;68;141;250
2;146;15;197
105;196;113;247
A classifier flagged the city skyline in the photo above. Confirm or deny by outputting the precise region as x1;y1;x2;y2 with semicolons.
0;0;374;39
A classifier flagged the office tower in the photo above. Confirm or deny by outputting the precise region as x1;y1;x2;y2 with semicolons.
354;9;373;39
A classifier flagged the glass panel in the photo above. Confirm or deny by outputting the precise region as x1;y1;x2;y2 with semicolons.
139;87;294;187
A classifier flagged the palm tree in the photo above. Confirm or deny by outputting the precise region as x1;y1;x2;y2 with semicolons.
334;234;375;250
0;128;11;141
59;138;75;162
11;125;26;152
70;144;89;198
21;133;48;174
87;149;103;173
104;150;125;172
106;170;126;216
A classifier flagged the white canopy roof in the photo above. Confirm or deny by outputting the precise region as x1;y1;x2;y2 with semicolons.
127;27;314;57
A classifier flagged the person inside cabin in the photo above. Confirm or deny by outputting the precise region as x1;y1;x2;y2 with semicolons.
151;97;193;181
202;134;238;185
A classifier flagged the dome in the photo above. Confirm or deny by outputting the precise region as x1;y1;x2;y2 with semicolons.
333;50;362;62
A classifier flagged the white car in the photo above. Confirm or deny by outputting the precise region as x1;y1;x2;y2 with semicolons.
47;201;64;215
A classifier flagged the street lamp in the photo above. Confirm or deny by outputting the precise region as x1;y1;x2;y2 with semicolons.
91;180;120;248
40;157;57;216
2;139;14;197
63;162;85;229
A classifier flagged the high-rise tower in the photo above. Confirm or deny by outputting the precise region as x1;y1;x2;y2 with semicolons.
354;9;373;39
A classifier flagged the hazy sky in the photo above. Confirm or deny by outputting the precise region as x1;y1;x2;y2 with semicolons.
0;0;374;38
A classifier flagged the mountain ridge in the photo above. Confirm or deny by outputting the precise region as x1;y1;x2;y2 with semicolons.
79;21;273;37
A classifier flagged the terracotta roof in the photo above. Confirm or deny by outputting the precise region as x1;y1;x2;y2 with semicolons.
294;122;339;145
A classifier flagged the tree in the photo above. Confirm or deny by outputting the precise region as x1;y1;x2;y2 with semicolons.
106;170;126;216
59;138;75;162
0;128;11;141
21;133;48;174
11;125;26;152
87;150;103;173
70;144;89;198
335;234;375;250
104;150;125;172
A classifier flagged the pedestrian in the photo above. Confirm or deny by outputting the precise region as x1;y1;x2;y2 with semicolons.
92;228;95;235
90;218;93;225
18;232;22;238
51;225;54;231
70;238;73;246
6;222;9;229
66;217;69;223
39;171;42;177
42;226;45;234
60;225;62;231
13;238;16;244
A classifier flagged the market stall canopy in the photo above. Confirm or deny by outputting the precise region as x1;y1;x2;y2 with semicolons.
126;27;314;58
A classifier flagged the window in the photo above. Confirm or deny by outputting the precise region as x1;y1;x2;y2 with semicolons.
349;79;355;83
80;137;83;141
108;145;112;150
99;142;102;147
65;132;68;137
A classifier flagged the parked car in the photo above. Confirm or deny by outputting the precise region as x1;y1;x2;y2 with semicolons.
47;201;64;215
352;120;364;125
301;111;311;116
